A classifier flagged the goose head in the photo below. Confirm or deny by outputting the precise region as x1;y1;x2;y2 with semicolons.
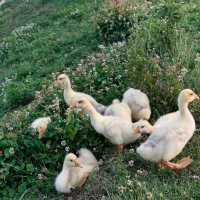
63;153;82;168
178;89;199;105
73;98;92;112
134;120;154;135
37;123;48;139
54;74;71;89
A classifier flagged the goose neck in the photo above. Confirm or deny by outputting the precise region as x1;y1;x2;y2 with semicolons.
178;100;189;116
64;85;74;96
86;104;102;121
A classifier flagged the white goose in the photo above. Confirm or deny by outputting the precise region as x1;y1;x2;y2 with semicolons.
122;88;151;121
137;89;199;170
104;99;132;122
54;74;106;113
55;148;98;194
74;98;154;153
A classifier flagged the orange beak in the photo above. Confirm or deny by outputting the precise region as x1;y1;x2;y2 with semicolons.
74;159;82;168
70;102;78;109
38;124;48;139
133;127;140;134
194;93;200;100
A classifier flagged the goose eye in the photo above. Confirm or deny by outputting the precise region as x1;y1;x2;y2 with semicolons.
190;93;193;96
141;125;145;128
78;100;83;104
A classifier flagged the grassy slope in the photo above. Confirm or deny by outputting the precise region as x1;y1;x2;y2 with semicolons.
0;0;200;200
0;0;101;199
0;0;99;117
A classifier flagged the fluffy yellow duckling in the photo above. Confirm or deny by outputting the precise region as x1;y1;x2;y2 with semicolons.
55;148;98;194
137;89;199;170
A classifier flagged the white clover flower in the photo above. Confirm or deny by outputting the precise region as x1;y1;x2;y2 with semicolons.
147;192;153;200
118;185;126;193
98;159;104;166
190;175;200;180
128;160;134;167
127;180;133;186
137;169;148;176
9;147;15;155
65;146;70;152
101;196;106;200
8;126;13;131
180;67;188;75
93;147;96;151
61;140;66;146
37;173;47;180
35;91;42;99
12;23;35;36
105;87;109;91
37;174;43;180
98;44;106;49
129;148;135;153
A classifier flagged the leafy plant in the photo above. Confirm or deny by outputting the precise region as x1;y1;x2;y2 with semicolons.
4;81;35;109
95;0;149;43
127;12;196;118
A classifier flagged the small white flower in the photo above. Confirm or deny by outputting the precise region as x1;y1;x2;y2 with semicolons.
101;196;106;200
129;148;135;153
190;175;200;180
65;146;70;152
147;192;153;200
37;174;43;180
61;140;66;146
137;169;148;176
118;185;126;193
93;147;96;151
128;160;134;167
98;159;104;166
9;147;15;155
127;180;133;186
37;173;47;180
98;44;106;49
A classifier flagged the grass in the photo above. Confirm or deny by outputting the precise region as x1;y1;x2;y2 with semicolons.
0;0;200;199
0;0;99;116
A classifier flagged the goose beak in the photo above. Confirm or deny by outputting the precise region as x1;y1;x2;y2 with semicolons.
69;105;74;109
70;102;77;109
74;159;82;168
134;127;140;134
194;94;200;100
